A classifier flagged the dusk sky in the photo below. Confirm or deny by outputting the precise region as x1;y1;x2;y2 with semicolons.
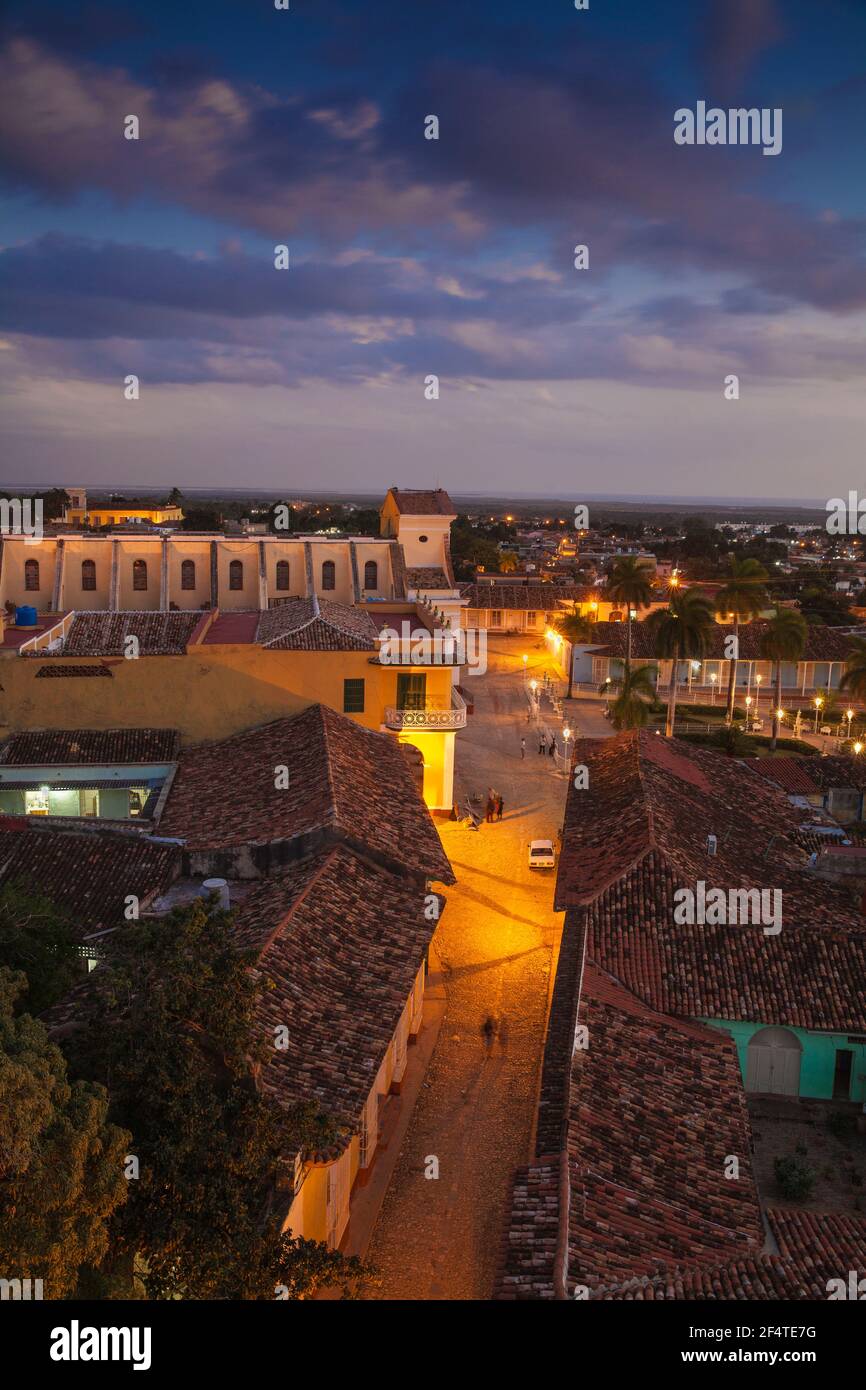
1;0;864;499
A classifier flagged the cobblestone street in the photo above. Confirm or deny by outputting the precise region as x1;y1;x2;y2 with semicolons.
365;638;599;1299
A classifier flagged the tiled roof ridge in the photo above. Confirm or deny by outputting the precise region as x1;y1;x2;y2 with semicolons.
317;704;340;830
254;845;339;959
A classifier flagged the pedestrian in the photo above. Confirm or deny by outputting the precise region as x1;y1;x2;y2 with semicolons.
486;794;496;822
496;794;504;821
548;736;556;758
520;737;526;759
538;732;546;754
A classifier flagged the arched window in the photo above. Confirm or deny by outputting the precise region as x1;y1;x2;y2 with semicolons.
132;559;148;591
275;560;290;592
181;559;196;591
321;560;335;591
81;559;96;591
24;559;40;591
364;560;378;590
229;560;243;591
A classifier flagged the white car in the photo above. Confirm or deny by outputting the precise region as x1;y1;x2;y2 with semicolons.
529;838;556;870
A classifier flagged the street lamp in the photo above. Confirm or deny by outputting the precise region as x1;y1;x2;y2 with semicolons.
522;653;528;683
813;695;823;735
855;742;863;756
745;695;752;729
709;672;717;705
755;672;763;713
846;708;854;741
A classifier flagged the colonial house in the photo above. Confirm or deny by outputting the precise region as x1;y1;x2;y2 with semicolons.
0;486;470;810
461;581;616;634
496;730;866;1300
553;732;866;1105
38;702;455;1256
569;617;859;703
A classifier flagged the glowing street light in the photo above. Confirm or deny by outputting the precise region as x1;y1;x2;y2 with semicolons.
846;708;854;739
854;742;863;756
813;695;823;735
709;672;717;705
755;672;763;712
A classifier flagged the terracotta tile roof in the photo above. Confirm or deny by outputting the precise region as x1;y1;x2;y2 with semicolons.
55;611;205;657
463;583;592;611
801;754;866;792
768;1207;866;1282
565;966;763;1291
747;757;821;797
405;567;452;590
588;618;856;661
158;703;453;882
584;854;866;1032
35;664;114;678
388;541;407;598
591;1254;821;1300
236;845;439;1144
552;733;866;1032
495;1159;562;1300
0;728;179;765
386;488;456;516
255;598;378;651
593;1210;866;1300
0;824;180;937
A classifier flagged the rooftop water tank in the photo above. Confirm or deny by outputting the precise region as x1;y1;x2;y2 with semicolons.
15;605;38;628
201;877;231;911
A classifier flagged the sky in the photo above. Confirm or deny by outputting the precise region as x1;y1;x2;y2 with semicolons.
0;0;864;500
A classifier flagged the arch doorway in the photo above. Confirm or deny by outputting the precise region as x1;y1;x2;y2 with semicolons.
746;1026;802;1097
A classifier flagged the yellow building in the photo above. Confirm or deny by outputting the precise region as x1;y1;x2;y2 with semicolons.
0;488;469;809
60;486;183;528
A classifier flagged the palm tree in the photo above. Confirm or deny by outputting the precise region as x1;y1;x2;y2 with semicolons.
759;609;807;749
605;663;658;731
840;637;866;704
715;557;769;725
498;551;519;573
645;589;715;737
607;557;654;673
554;612;594;699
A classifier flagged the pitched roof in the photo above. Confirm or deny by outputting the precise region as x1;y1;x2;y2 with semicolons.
255;598;378;651
746;756;821;797
0;728;179;765
587;618;856;661
236;845;439;1146
53;611;205;657
566;967;763;1290
0;825;179;937
405;567;452;590
158;703;453;882
386;488;456;516
800;754;866;792
554;733;866;1032
463;583;592;611
592;1210;866;1300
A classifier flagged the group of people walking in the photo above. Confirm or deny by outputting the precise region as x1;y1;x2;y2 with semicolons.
519;732;558;758
485;787;505;822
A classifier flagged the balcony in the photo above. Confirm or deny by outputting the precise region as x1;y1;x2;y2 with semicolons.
384;689;467;732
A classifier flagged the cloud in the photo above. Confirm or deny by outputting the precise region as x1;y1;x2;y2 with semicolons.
697;0;784;96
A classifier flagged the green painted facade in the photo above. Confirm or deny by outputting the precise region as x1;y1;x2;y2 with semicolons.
702;1018;866;1104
